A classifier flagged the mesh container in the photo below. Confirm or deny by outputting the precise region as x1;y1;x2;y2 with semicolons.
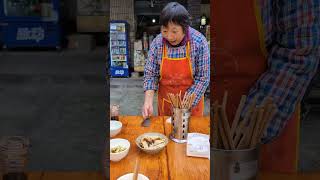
169;108;191;143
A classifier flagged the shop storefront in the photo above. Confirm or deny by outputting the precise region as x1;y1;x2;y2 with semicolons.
109;0;210;77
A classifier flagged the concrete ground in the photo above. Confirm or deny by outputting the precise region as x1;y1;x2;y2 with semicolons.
0;49;107;171
0;48;319;172
110;78;210;116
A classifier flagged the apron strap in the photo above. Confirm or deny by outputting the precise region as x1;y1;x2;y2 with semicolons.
186;41;194;79
186;41;191;59
162;43;167;58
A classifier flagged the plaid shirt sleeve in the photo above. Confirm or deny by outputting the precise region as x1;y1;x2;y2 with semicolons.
187;35;210;107
143;36;161;91
241;0;320;143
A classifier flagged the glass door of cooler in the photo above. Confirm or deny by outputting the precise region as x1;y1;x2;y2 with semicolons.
110;31;127;68
109;21;130;77
3;0;58;21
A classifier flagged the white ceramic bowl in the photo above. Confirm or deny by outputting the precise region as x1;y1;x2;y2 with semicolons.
110;138;130;162
136;132;168;154
110;120;122;137
117;173;149;180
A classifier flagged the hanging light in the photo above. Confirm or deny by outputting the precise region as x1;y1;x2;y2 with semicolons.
152;18;156;23
200;15;207;26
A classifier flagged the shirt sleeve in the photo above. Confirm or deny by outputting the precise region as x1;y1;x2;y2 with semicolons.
241;0;320;143
187;38;210;107
143;38;161;91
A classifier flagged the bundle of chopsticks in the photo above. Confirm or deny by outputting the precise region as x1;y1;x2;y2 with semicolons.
213;91;276;150
167;91;196;109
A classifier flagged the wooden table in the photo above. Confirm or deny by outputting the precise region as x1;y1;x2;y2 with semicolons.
110;116;210;180
1;171;320;180
164;116;210;180
0;172;104;180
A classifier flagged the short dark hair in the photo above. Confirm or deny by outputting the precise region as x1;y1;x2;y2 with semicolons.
160;2;191;32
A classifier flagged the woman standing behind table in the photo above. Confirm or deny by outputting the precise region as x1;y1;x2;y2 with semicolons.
142;2;210;118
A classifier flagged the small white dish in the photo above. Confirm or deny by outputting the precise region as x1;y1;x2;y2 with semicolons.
117;173;149;180
110;120;122;137
110;138;130;162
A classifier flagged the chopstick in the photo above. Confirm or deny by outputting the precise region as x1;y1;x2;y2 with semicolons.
133;157;140;180
212;100;220;148
217;106;230;150
182;92;187;108
167;92;196;109
214;92;277;150
178;91;182;109
231;95;247;137
243;108;259;148
220;91;235;149
249;107;265;148
234;96;257;148
234;98;256;149
255;100;276;144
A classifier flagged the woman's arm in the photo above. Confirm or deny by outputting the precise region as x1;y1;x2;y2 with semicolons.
241;0;320;143
143;38;161;117
143;38;160;92
187;37;210;107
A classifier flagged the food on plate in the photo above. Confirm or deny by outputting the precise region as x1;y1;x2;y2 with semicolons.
111;145;127;153
139;136;166;150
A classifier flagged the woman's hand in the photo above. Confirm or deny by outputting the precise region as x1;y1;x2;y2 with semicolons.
142;90;155;119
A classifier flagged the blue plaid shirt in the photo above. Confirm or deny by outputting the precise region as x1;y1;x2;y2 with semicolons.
144;27;210;106
242;0;320;143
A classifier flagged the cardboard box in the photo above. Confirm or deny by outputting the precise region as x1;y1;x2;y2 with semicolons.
133;40;145;72
77;0;109;15
67;34;96;51
77;16;108;33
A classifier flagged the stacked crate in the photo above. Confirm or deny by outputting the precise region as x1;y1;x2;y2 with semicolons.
77;0;110;32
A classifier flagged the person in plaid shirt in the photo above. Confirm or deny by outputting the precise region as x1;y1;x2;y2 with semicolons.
142;2;210;118
241;0;320;143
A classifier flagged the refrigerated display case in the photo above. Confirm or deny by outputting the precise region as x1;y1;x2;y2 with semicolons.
0;0;4;47
109;21;130;77
0;0;61;49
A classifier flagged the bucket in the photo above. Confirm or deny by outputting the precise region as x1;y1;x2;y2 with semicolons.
212;146;260;180
169;108;191;143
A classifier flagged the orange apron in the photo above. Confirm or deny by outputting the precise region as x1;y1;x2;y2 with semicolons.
158;41;204;116
212;0;299;173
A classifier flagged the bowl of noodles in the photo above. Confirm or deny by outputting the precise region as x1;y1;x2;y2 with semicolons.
135;132;168;154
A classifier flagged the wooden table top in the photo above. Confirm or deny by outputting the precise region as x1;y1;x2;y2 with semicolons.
110;116;210;180
110;116;169;180
2;116;316;180
163;116;210;180
0;112;318;180
1;171;320;180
